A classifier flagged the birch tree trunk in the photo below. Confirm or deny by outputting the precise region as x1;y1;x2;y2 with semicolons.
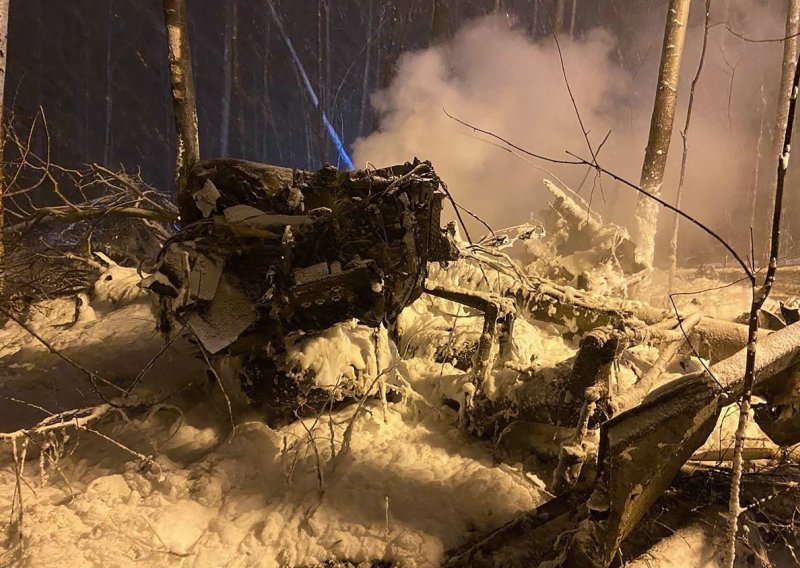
633;0;691;269
749;84;768;234
765;0;800;260
555;0;565;32
0;0;9;295
775;0;800;139
667;0;710;293
724;33;800;568
162;0;200;218
569;0;577;38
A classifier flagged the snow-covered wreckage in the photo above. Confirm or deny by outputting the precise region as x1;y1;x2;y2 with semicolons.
3;158;800;566
144;158;460;422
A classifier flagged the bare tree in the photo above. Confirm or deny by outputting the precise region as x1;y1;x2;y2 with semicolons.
531;0;539;37
724;37;800;568
0;0;9;294
667;0;710;292
358;0;374;137
634;0;691;269
103;0;114;166
765;0;800;257
162;0;200;217
555;0;566;32
318;0;329;164
749;83;767;236
220;0;234;157
431;0;450;44
568;0;577;38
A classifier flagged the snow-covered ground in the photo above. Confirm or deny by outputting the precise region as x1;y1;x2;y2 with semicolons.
0;263;548;567
0;257;791;567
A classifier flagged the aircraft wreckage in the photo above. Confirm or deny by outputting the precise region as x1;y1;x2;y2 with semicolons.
145;158;800;567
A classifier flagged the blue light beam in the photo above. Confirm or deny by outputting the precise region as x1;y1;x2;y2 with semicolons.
266;1;355;170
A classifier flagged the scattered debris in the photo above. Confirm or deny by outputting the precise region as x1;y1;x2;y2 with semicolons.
147;162;800;565
7;160;800;567
146;159;459;422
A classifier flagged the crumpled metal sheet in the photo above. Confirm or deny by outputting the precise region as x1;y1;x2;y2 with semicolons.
185;276;258;354
147;158;459;406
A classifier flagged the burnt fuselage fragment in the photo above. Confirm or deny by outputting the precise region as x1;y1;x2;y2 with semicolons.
145;159;458;416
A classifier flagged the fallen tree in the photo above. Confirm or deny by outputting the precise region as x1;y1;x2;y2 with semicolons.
443;319;800;567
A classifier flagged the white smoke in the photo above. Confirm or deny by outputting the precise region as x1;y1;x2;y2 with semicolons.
354;2;786;263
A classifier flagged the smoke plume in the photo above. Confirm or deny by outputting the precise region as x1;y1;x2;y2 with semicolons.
353;2;787;264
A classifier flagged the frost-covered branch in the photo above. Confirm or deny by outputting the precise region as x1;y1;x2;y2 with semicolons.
444;111;754;279
723;36;800;568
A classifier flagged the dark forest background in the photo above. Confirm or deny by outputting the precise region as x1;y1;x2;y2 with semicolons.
5;0;658;195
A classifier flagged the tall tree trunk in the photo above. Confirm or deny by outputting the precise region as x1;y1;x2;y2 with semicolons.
569;0;577;38
724;36;800;568
317;0;328;165
555;0;565;32
232;0;243;158
162;0;200;219
260;6;279;162
749;84;768;237
325;0;331;135
33;0;41;156
765;0;800;260
83;22;90;160
379;6;396;90
220;0;233;157
380;0;411;90
633;0;691;269
431;0;450;44
667;0;710;293
0;0;9;295
358;0;374;137
103;0;114;166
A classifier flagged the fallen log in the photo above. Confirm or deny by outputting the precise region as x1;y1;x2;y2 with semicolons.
442;490;590;567
438;323;627;437
513;280;754;362
443;320;800;568
567;318;800;566
611;312;703;413
430;256;756;362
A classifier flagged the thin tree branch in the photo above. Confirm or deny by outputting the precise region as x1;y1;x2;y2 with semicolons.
443;109;752;278
443;108;582;165
715;22;800;44
668;0;712;292
723;41;800;568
